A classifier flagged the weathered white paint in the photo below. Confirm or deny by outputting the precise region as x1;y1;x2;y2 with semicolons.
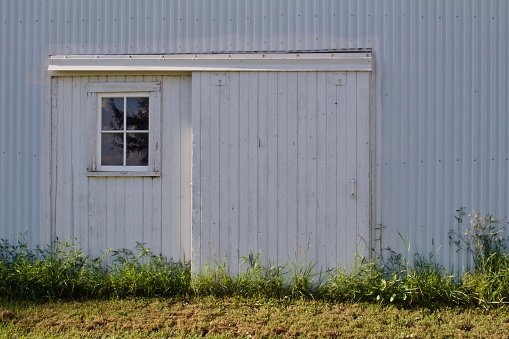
192;71;370;272
48;53;372;72
85;82;160;173
51;75;192;260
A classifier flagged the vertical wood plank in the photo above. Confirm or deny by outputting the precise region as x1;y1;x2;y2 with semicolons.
95;177;108;258
55;77;73;241
71;77;85;245
315;71;328;270
356;72;371;257
266;72;279;264
168;75;182;260
161;75;172;259
286;72;298;262
200;72;212;265
305;72;318;265
82;76;103;256
191;72;203;269
121;181;135;254
114;178;126;250
131;178;145;250
227;72;240;273
276;72;289;264
345;72;358;262
105;178;116;251
326;73;339;268
151;176;163;256
150;75;163;256
209;73;221;261
257;72;269;259
50;77;60;246
87;178;98;257
95;75;110;258
247;72;259;257
142;177;154;250
237;72;250;266
179;75;193;262
219;72;231;264
296;72;308;261
336;73;349;266
80;76;92;253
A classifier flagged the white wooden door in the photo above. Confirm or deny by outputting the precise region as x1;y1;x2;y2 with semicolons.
51;75;192;261
192;71;370;272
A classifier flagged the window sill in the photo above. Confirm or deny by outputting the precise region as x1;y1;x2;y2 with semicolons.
86;171;161;177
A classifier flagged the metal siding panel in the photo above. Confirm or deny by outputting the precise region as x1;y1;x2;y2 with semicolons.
2;0;508;271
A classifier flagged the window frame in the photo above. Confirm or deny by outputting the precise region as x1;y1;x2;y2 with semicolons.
85;82;161;177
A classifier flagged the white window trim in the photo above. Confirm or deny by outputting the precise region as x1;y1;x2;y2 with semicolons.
85;82;161;177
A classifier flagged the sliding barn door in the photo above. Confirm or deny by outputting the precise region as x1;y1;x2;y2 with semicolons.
50;75;192;261
192;71;370;272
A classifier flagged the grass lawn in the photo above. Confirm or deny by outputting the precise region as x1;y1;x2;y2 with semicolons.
1;297;509;338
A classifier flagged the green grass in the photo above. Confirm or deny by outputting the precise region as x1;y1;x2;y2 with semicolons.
0;210;509;336
0;210;508;310
1;297;509;338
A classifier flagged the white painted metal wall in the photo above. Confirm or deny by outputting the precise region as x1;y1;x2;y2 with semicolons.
1;0;508;269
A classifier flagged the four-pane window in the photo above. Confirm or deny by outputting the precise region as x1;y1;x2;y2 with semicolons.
99;94;150;169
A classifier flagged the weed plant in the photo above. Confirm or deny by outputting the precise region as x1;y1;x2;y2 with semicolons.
107;244;191;298
449;209;509;306
0;209;508;308
192;254;320;300
0;238;191;300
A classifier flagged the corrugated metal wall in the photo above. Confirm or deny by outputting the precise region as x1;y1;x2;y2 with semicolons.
1;0;508;268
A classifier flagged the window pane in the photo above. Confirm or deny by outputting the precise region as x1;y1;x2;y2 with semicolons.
101;98;124;130
101;133;123;166
126;133;148;166
126;97;149;131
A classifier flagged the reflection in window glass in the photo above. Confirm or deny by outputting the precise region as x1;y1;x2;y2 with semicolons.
101;133;123;166
126;97;149;131
100;95;149;168
101;98;124;130
126;133;149;166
